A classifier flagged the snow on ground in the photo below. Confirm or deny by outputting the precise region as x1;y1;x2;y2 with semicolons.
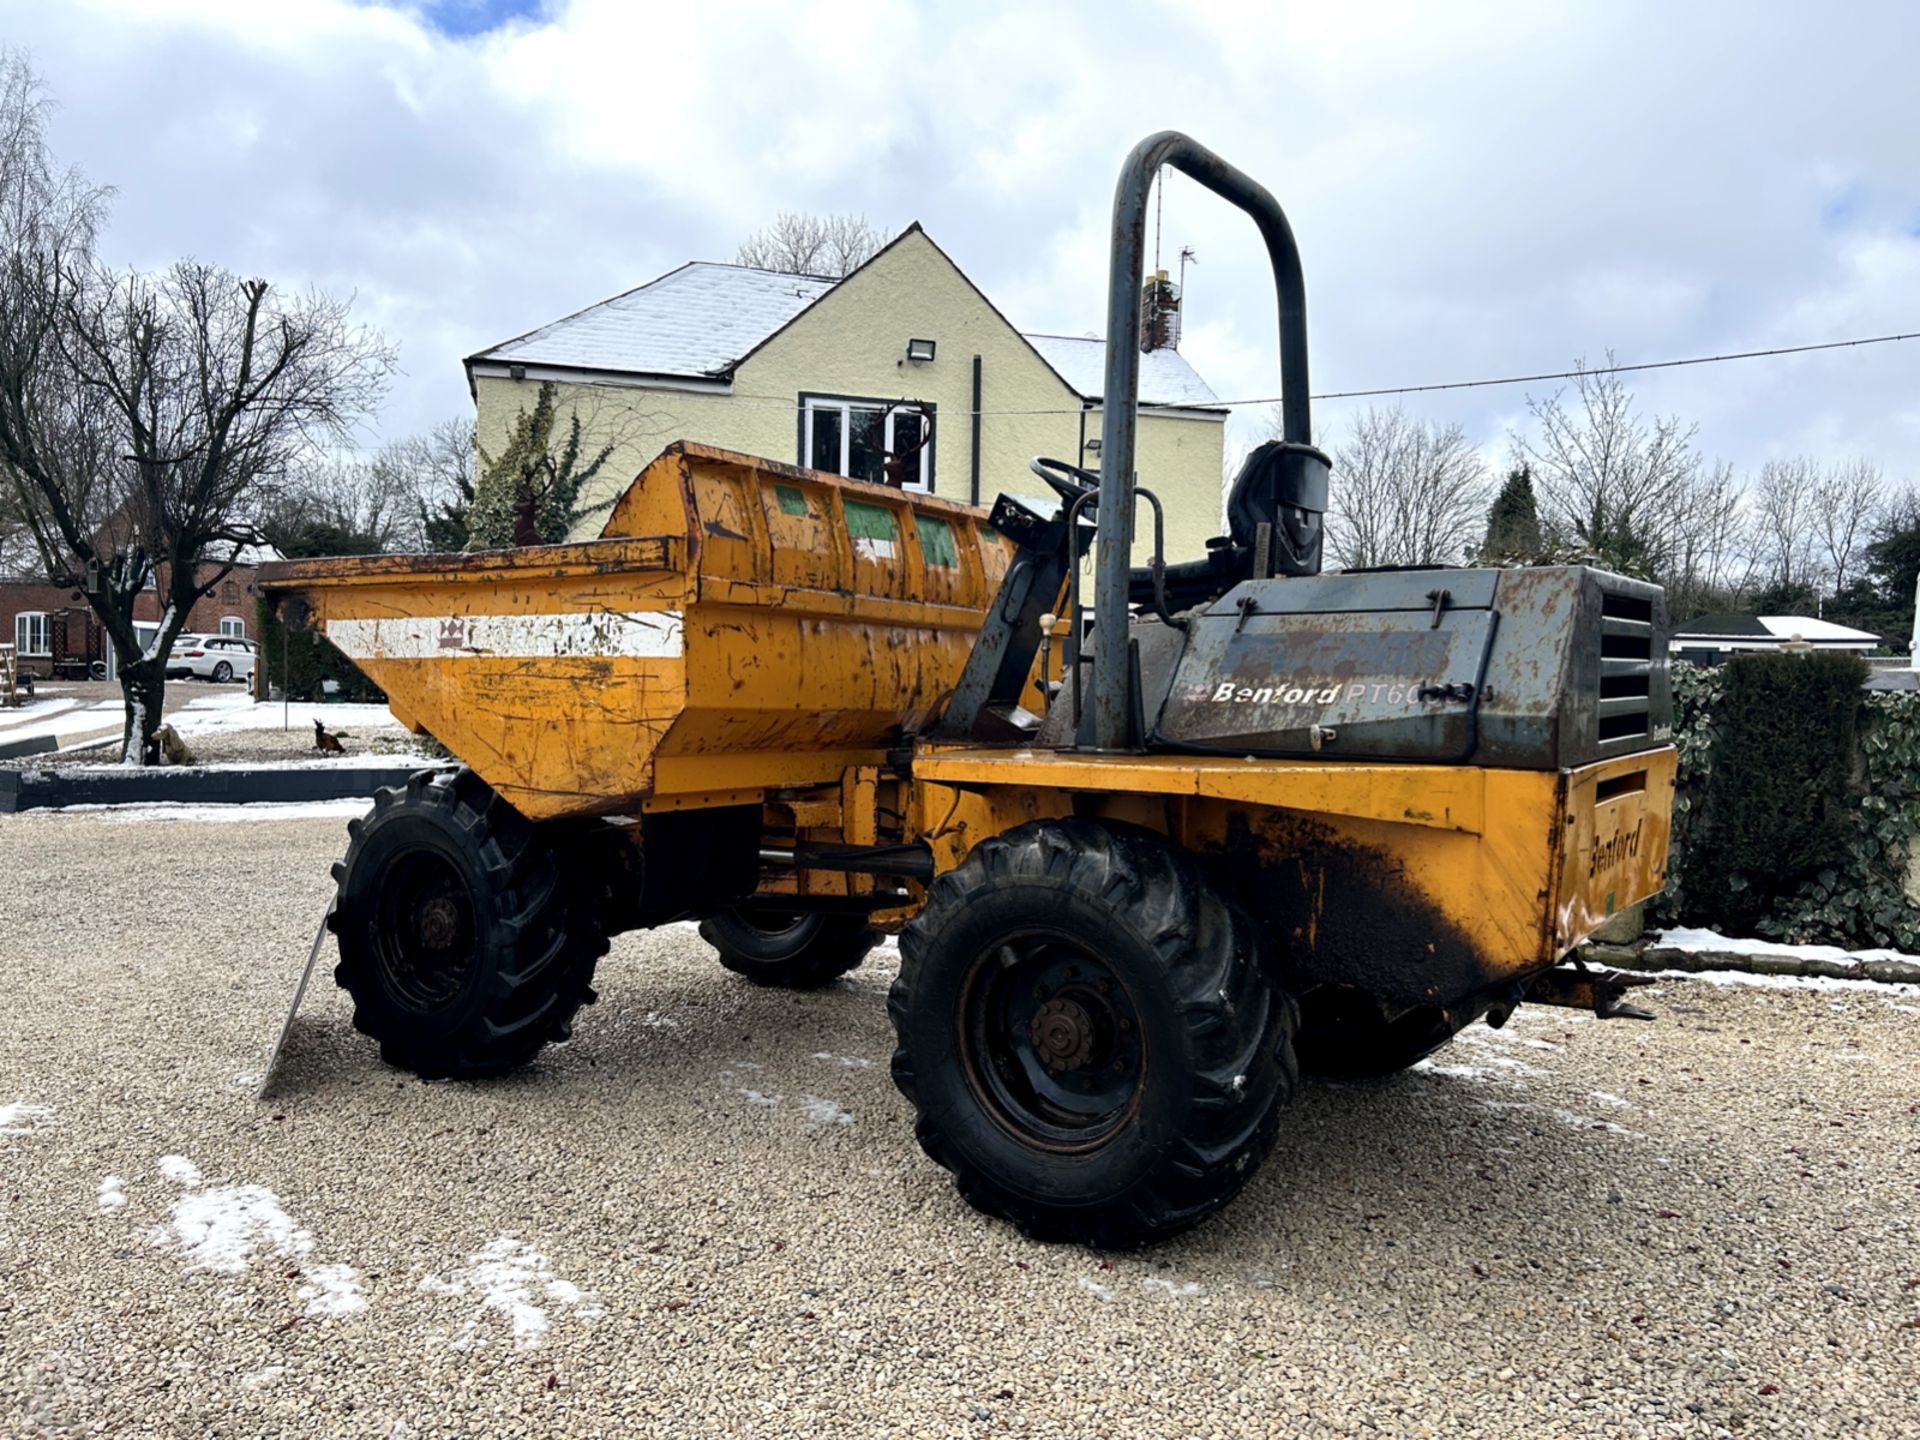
0;697;79;731
0;1100;54;1134
126;1153;368;1318
2;699;126;746
31;799;372;824
418;1235;597;1350
167;693;400;737
1652;926;1920;967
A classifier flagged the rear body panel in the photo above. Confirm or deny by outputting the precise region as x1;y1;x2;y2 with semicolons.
910;743;1676;1019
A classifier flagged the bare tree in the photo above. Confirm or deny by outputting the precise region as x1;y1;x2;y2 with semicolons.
1750;456;1824;596
1664;459;1758;617
736;211;887;278
380;417;476;553
1813;457;1884;597
0;55;394;759
1516;358;1703;576
62;263;393;758
1313;405;1490;569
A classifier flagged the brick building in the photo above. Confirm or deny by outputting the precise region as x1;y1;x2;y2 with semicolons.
1;556;267;680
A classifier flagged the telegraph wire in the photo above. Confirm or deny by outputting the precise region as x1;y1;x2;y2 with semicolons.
324;326;1920;448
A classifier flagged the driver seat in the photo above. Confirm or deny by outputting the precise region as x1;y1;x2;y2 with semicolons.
1126;439;1331;611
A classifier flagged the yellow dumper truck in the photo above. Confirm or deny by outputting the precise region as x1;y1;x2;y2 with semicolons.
258;133;1675;1246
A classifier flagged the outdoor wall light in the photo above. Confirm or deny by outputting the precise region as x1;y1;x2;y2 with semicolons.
905;338;936;363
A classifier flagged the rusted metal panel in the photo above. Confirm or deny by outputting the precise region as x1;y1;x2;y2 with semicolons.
1156;593;1496;760
912;743;1676;1022
254;443;1007;821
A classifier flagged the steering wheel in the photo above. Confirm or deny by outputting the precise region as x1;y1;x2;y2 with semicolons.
1028;455;1101;504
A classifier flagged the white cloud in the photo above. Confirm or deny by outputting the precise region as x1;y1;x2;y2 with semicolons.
8;0;1918;481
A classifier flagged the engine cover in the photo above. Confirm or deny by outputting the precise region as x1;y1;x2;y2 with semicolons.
1148;566;1669;769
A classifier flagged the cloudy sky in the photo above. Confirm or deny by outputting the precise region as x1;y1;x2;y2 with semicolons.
10;0;1919;479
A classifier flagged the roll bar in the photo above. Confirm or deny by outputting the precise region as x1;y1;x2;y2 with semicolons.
1090;131;1314;750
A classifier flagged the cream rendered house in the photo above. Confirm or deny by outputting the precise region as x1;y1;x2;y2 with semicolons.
464;225;1228;560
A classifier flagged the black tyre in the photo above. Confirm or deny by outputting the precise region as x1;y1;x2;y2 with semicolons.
889;819;1298;1247
700;905;878;989
1293;992;1463;1080
328;768;607;1079
211;660;233;683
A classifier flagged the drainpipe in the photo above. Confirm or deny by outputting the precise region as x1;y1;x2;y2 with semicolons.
969;354;983;506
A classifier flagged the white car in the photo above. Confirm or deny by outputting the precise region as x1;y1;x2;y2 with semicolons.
167;634;257;684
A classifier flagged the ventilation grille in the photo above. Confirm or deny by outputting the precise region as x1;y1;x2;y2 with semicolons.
1595;586;1656;746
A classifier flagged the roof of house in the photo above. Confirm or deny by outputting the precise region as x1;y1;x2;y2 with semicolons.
472;262;836;381
1674;613;1881;643
1021;332;1219;408
469;248;1222;410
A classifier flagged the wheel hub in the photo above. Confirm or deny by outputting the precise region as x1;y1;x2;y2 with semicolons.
417;895;461;949
958;931;1146;1153
1030;997;1095;1072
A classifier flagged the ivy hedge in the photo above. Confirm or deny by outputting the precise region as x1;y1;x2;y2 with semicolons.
1658;652;1920;949
254;597;386;704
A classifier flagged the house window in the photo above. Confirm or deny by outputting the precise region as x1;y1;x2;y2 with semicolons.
800;394;934;493
219;615;245;639
221;580;239;603
14;611;50;657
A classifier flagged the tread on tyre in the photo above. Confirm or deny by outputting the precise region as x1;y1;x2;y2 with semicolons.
889;818;1298;1247
700;905;879;989
329;768;606;1080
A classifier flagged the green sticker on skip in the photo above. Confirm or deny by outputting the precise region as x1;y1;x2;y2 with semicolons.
843;501;899;541
775;485;809;517
918;514;958;567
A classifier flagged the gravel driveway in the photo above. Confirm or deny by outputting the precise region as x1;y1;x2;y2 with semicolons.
2;813;1917;1438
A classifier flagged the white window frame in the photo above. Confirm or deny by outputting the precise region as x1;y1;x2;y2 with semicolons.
800;394;934;494
14;611;49;657
219;615;245;639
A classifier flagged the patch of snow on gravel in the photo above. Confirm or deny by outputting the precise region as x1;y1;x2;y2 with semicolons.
1552;1109;1641;1138
298;1263;369;1318
798;1095;855;1128
1076;1275;1115;1301
167;1184;311;1275
1412;1061;1493;1083
0;1100;52;1134
419;1235;596;1349
738;1089;781;1107
134;1157;367;1315
1140;1277;1202;1300
812;1051;873;1068
1589;1092;1632;1109
97;1176;126;1212
49;799;371;824
157;1155;202;1186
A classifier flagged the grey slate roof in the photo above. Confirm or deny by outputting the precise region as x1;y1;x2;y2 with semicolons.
469;261;1223;410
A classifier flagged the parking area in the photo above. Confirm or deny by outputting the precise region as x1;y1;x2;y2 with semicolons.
3;813;1917;1439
